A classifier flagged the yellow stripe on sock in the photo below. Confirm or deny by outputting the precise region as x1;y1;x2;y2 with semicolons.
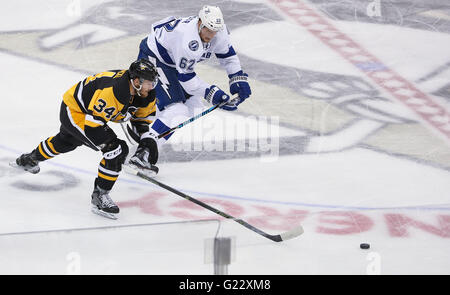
46;137;60;155
98;172;118;182
38;143;52;159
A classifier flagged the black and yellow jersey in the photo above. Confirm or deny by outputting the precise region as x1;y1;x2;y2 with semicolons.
63;69;156;130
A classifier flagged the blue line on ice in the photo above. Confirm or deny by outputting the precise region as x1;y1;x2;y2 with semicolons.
2;144;449;211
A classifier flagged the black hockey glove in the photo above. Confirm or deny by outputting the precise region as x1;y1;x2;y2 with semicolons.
126;121;150;144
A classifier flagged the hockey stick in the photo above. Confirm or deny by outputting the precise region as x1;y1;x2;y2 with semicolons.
156;94;239;139
120;122;136;145
122;165;304;242
120;95;240;145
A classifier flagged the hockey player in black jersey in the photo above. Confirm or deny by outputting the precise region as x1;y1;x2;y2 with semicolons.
13;59;160;219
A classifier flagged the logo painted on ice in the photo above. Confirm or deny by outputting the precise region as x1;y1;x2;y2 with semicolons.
189;40;199;51
117;192;450;239
5;0;448;169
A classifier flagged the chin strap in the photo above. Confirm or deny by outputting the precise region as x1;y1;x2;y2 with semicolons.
131;78;143;96
198;20;204;34
198;22;208;46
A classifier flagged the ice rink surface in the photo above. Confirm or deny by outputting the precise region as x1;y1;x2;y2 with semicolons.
0;0;449;274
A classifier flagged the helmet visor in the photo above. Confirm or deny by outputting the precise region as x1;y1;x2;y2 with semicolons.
141;77;158;90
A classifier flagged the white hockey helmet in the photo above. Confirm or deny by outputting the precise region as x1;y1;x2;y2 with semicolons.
198;5;224;32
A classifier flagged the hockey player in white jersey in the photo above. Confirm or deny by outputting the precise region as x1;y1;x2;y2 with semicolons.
128;5;252;173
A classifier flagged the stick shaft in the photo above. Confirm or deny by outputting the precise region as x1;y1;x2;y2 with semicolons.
121;95;238;142
157;95;238;139
157;104;220;139
125;166;300;242
120;122;136;145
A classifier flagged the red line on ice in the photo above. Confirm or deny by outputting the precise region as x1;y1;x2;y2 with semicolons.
269;0;450;142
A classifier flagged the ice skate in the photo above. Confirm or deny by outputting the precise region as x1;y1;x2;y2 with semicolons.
91;186;119;219
10;152;40;174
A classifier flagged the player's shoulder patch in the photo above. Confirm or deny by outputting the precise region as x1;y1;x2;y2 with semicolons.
188;40;199;51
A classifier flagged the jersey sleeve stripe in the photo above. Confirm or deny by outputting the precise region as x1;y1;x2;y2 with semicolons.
178;72;196;82
74;80;88;113
215;46;237;59
85;114;105;126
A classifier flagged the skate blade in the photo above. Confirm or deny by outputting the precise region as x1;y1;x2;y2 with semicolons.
9;161;40;174
91;205;118;220
125;163;158;178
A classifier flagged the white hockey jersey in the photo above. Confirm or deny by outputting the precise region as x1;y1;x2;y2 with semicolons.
144;16;242;98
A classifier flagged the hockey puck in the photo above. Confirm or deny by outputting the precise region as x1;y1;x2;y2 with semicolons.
360;243;370;249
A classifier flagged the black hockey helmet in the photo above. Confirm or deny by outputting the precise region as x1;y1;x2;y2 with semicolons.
129;58;159;82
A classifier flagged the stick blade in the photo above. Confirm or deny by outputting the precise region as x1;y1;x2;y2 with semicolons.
126;163;158;178
279;225;304;241
122;163;139;176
